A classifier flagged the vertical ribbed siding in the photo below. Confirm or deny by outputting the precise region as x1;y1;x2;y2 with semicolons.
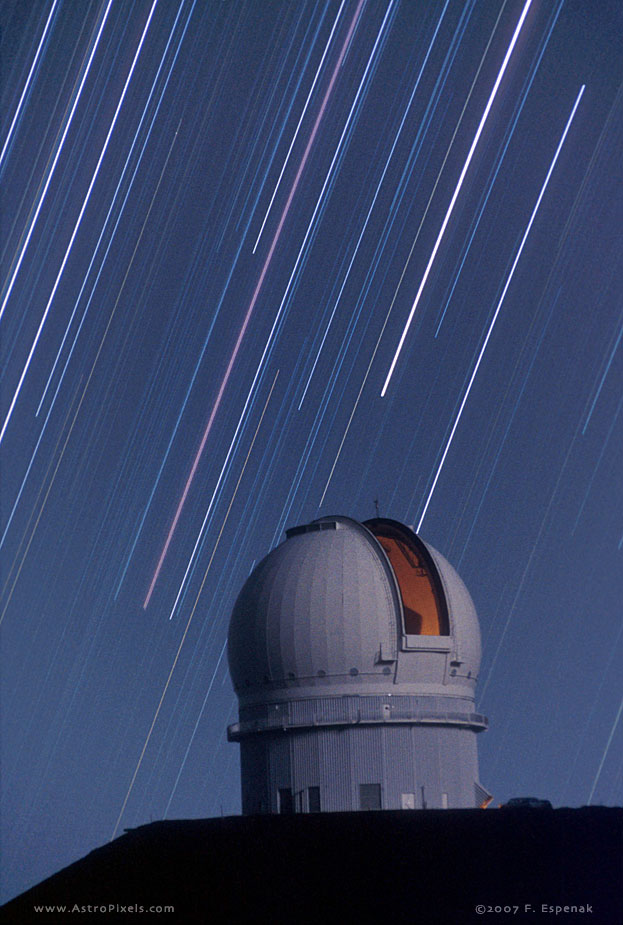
382;725;417;809
350;728;384;807
436;727;479;807
318;729;353;811
437;728;462;807
240;717;481;813
265;734;290;813
291;729;321;810
413;727;445;808
457;727;479;805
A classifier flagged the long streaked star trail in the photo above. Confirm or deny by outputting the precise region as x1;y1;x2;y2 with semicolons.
252;2;346;254
381;0;533;396
0;0;158;445
143;0;365;608
0;0;60;174
415;83;585;533
0;0;114;325
2;0;622;903
113;369;279;840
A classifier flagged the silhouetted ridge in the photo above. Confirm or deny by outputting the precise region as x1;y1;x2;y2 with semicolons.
2;808;621;923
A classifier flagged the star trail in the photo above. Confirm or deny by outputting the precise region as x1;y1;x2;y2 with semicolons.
1;0;622;902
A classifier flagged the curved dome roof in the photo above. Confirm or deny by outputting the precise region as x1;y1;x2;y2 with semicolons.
228;516;481;700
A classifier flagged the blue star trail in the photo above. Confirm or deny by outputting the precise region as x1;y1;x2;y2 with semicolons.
1;0;622;902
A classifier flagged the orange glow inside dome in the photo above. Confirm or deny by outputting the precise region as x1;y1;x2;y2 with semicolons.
365;519;449;636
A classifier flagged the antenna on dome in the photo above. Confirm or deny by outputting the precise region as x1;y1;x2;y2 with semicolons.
373;498;380;519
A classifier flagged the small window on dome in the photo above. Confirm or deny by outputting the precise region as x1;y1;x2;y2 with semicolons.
364;518;449;636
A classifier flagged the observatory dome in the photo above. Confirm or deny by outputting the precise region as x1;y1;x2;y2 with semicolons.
228;516;482;704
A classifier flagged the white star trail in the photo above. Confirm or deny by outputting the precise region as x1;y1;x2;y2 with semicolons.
0;0;114;325
416;84;585;531
252;2;346;254
0;0;159;446
381;0;534;397
143;0;368;609
2;1;621;898
0;0;60;174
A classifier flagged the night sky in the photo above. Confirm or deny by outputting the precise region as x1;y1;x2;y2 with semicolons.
2;0;622;901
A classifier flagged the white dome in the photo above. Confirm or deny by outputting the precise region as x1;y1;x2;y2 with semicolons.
228;516;482;702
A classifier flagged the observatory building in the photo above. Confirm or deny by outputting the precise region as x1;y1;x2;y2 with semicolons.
227;516;489;814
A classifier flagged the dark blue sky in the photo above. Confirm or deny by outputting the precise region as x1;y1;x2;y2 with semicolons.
2;0;622;901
